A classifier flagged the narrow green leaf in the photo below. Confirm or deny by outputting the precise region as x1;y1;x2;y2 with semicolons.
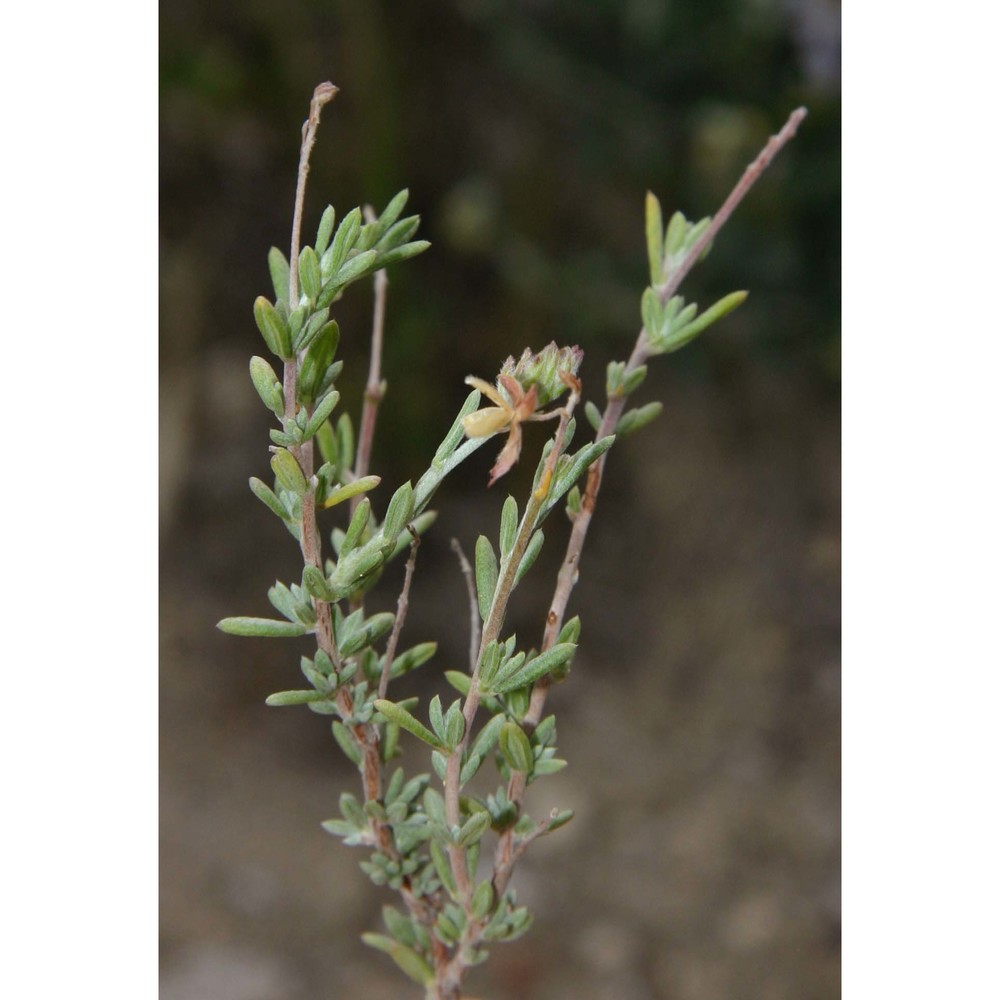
444;670;472;696
457;810;491;847
659;290;748;353
664;210;687;259
383;481;415;541
557;615;581;645
539;436;616;521
270;448;308;495
336;413;355;473
253;296;292;358
217;616;307;638
645;190;664;286
375;189;409;238
584;400;602;432
443;700;465;749
321;475;381;509
302;565;334;601
332;721;362;766
429;695;445;740
303;390;341;441
315;205;336;257
616;401;663;439
389;641;437;679
335;248;378;286
248;477;289;521
475;535;499;622
547;808;575;832
430;840;457;897
499;496;518;560
513;529;544;586
468;713;505;761
373;699;446;751
491;643;576;694
471;881;495;921
267;247;290;303
265;689;327;706
432;389;481;466
374;240;431;269
498;721;534;773
341;497;371;555
360;934;433;986
377;215;421;252
299;246;321;300
249;356;283;417
328;206;361;274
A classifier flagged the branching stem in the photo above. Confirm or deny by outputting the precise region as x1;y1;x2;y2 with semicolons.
492;104;808;905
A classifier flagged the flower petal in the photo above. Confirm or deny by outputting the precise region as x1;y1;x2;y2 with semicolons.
462;407;512;438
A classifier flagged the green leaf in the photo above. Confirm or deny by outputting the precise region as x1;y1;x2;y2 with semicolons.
327;206;361;274
491;643;576;694
468;713;505;761
429;695;445;740
616;401;663;439
265;689;327;706
658;290;748;354
645;190;664;286
341;497;371;555
664;209;687;259
335;248;378;286
584;400;602;432
253;296;292;359
430;840;457;897
298;246;321;300
499;496;518;560
498;721;534;773
249;356;283;417
471;881;495;921
321;475;381;510
302;390;341;442
336;413;355;474
389;641;437;679
475;535;499;622
302;565;334;602
457;810;491;847
217;616;307;638
375;189;409;239
513;529;544;586
267;247;290;303
382;481;415;541
248;477;289;521
270;448;308;495
445;670;472;696
443;700;465;749
360;934;433;986
374;240;431;269
315;205;336;257
557;616;581;645
539;436;615;521
332;721;362;766
373;699;446;751
432;389;481;467
377;215;421;252
547;808;575;832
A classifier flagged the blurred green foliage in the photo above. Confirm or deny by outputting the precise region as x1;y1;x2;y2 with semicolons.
161;0;838;470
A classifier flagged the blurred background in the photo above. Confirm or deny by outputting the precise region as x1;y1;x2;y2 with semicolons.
160;1;839;998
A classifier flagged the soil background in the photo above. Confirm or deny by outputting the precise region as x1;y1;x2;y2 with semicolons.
161;3;840;998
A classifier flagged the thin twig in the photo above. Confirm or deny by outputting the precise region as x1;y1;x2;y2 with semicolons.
491;106;808;903
353;205;389;513
378;529;420;700
288;82;339;307
450;538;480;673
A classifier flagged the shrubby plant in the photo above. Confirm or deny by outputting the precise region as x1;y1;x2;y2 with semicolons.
218;83;805;1000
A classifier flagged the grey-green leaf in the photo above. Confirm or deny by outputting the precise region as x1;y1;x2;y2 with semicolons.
373;699;446;751
475;535;499;622
217;617;307;638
